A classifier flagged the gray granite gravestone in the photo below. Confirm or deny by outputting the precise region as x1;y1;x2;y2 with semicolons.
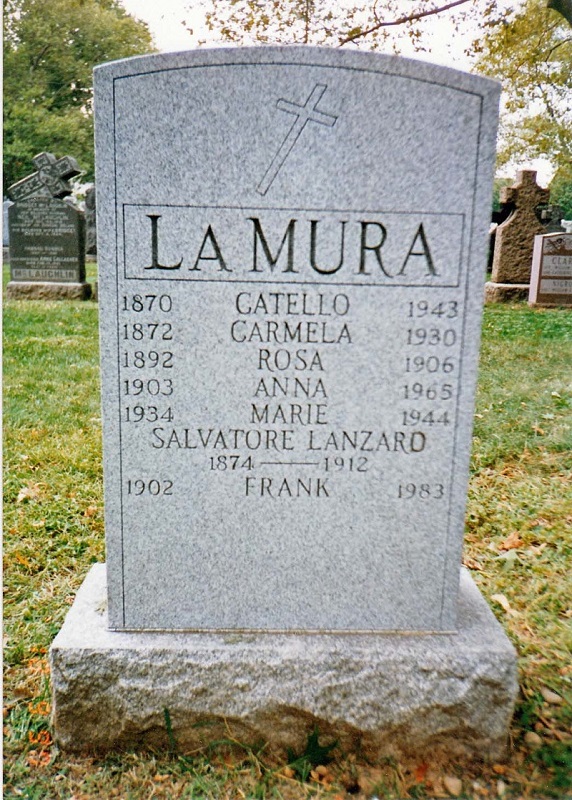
529;232;572;307
6;153;91;300
50;48;517;759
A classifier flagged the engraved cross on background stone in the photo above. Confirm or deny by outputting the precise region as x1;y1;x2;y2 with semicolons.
8;152;81;202
257;84;338;196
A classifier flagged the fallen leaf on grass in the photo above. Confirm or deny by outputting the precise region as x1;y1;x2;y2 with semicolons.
492;764;507;775
16;484;42;503
463;555;483;570
540;687;563;704
26;657;50;675
443;775;463;796
524;731;542;748
83;506;98;518
310;765;333;784
28;701;51;716
28;730;52;747
495;550;520;570
531;517;551;528
499;531;523;550
14;552;31;567
414;762;429;783
27;749;51;768
527;542;547;556
491;594;518;616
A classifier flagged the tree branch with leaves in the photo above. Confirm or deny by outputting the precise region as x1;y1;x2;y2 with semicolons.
3;0;155;191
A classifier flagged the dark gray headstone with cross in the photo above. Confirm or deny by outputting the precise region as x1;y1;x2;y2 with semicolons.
8;152;81;202
6;153;91;300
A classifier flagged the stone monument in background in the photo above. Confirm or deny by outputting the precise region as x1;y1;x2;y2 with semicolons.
3;198;13;249
85;185;97;257
538;204;565;234
529;231;572;307
485;170;549;302
50;48;517;761
6;152;91;300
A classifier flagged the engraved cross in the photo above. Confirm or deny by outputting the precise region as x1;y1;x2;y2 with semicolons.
257;84;338;196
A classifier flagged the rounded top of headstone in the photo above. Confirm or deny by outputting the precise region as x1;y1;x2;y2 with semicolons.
94;45;502;99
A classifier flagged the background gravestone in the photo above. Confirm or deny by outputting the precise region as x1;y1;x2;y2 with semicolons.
529;232;572;307
538;204;565;234
51;47;516;760
3;198;13;248
485;170;550;302
85;185;97;256
6;152;91;300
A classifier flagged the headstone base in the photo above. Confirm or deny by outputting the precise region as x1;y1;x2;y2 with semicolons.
485;282;530;303
6;281;92;301
50;565;517;761
528;299;570;308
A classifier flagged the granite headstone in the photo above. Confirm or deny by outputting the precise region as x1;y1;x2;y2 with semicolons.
51;48;517;759
529;232;572;307
6;153;91;300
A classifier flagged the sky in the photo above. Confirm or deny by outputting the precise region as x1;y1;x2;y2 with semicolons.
120;0;479;68
119;0;553;183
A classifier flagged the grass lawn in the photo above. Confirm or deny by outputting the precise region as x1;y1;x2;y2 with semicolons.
3;282;571;799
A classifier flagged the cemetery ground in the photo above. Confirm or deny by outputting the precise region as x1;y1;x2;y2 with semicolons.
3;273;571;799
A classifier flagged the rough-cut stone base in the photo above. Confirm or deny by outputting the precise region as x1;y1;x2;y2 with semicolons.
485;281;529;303
50;564;517;761
6;281;92;300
